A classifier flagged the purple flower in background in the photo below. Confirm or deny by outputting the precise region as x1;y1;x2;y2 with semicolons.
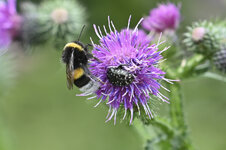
0;0;22;50
89;16;173;124
142;3;181;33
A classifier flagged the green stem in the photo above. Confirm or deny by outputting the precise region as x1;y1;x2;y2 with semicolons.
169;83;185;130
168;54;207;129
133;118;174;149
133;118;152;144
135;54;207;150
169;83;194;150
166;54;207;150
150;118;174;137
177;54;206;79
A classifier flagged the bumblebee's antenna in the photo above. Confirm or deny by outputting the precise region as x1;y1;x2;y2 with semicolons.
77;25;86;41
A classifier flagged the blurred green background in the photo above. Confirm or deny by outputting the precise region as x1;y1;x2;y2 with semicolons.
1;0;226;150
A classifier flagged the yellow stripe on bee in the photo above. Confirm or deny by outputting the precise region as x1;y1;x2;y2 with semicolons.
74;68;84;80
64;43;83;51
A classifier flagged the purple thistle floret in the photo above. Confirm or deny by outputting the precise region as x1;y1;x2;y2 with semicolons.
89;16;173;125
142;3;181;33
0;0;22;51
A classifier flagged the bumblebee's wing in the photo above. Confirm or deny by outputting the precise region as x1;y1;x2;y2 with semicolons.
66;64;74;90
81;64;91;75
81;64;104;84
66;50;74;90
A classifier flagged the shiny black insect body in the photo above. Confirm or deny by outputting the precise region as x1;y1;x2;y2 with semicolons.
107;65;134;86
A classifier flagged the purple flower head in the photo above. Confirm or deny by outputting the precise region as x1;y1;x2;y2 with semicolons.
121;29;152;47
0;0;22;50
89;16;173;125
142;3;181;33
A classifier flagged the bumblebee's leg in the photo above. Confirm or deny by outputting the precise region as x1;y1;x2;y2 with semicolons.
86;52;102;62
82;65;104;84
84;44;94;59
89;74;104;84
86;43;93;47
93;56;102;62
84;44;93;52
84;44;102;62
86;53;94;59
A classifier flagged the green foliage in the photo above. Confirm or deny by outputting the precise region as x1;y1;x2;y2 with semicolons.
203;72;226;82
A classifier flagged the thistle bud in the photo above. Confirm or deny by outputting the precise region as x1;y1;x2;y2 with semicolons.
20;2;49;48
183;21;221;56
191;27;205;42
21;0;86;49
213;49;226;73
51;8;69;24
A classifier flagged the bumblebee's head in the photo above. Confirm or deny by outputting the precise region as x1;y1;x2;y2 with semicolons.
72;41;85;49
62;25;86;64
63;41;84;51
62;41;85;64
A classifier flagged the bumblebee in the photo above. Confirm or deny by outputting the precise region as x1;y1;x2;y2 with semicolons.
61;26;100;95
107;65;134;86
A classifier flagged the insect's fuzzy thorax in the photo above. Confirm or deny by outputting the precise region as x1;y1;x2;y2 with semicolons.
62;41;87;65
64;42;84;51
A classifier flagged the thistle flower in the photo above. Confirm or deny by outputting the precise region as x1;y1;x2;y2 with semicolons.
89;16;173;124
142;3;181;33
28;0;86;49
213;49;226;73
0;0;22;54
121;29;152;47
183;21;222;56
